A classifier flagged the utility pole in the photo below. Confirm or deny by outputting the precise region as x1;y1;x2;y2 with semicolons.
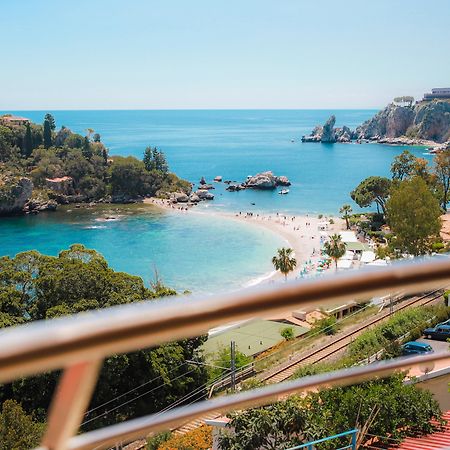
230;340;236;391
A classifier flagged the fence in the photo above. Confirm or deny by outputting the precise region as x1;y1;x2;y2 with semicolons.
1;258;450;449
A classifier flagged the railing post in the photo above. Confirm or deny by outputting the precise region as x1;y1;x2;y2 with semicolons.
351;429;357;449
41;359;102;450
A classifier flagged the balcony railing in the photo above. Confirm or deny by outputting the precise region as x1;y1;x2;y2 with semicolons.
1;258;450;449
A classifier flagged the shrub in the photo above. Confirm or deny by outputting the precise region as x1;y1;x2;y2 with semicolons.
157;425;212;450
314;316;337;335
280;326;295;341
147;431;171;450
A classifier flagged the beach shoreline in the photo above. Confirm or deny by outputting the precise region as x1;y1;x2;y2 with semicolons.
143;197;345;285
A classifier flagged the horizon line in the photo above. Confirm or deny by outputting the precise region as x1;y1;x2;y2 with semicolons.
0;107;382;112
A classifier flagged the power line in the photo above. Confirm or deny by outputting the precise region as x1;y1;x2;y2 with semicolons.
81;367;199;426
84;361;188;417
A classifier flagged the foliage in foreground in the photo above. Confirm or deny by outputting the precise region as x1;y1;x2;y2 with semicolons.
0;245;208;430
0;400;45;450
219;375;441;450
155;424;213;450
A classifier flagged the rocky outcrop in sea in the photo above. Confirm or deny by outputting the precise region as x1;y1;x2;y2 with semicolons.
302;115;355;143
226;171;291;191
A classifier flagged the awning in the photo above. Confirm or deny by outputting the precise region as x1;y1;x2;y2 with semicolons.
360;250;376;263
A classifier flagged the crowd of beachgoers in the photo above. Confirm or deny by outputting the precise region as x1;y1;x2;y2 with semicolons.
144;197;345;283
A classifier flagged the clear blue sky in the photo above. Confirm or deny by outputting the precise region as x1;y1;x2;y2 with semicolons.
1;0;449;109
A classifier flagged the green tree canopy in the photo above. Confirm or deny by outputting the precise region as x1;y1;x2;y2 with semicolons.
272;248;297;281
323;234;346;269
0;400;45;449
339;204;352;230
0;245;208;429
434;149;450;209
143;146;169;174
43;119;52;149
44;113;56;131
219;375;440;450
386;177;442;255
22;122;33;158
351;176;391;215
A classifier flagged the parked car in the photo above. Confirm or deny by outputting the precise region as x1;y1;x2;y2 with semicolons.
424;324;450;341
401;341;434;356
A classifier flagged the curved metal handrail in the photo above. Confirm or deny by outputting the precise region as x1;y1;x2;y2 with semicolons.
0;258;449;449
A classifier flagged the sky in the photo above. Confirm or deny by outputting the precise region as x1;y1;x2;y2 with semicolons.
1;0;449;110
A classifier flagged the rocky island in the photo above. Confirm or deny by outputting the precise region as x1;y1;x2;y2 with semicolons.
226;171;291;191
302;91;450;149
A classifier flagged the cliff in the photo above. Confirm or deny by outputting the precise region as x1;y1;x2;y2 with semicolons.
356;100;450;144
302;100;450;146
0;175;33;215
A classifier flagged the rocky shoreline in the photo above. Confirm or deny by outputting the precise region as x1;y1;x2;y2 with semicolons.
302;100;450;150
0;170;292;215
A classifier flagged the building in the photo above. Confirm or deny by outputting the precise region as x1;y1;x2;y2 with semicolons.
423;88;450;101
0;114;30;126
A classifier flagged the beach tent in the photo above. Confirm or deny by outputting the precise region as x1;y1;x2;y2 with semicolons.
337;259;353;270
341;250;355;260
360;250;376;263
340;231;358;242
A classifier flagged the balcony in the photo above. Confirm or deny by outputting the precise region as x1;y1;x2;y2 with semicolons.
1;258;450;449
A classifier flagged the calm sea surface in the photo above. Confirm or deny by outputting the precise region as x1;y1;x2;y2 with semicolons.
0;110;434;292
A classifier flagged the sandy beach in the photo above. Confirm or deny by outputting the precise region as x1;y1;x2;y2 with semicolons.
144;197;345;284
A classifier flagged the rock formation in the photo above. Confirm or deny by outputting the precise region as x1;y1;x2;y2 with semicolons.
302;100;450;145
301;115;353;143
356;100;450;144
0;176;33;215
225;172;291;191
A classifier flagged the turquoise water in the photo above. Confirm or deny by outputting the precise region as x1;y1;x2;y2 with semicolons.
6;110;433;214
0;205;284;294
0;110;435;292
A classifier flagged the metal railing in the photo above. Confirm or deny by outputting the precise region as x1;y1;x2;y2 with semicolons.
286;428;358;450
1;258;450;449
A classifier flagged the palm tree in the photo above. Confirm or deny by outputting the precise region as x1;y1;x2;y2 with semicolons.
324;234;346;270
340;204;352;230
272;247;297;281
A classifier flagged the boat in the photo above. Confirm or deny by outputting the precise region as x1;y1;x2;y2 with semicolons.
278;189;289;195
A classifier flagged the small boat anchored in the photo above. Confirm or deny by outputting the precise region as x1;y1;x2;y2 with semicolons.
278;189;289;195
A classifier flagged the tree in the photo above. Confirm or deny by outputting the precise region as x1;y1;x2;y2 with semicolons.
391;150;417;181
386;177;441;255
44;113;56;131
23;122;33;158
82;136;93;159
351;176;391;215
339;204;352;230
324;234;346;270
219;375;440;450
43;119;52;148
434;149;450;210
272;248;297;281
93;133;101;143
143;146;169;173
280;327;294;341
0;400;45;449
110;156;153;198
0;246;208;429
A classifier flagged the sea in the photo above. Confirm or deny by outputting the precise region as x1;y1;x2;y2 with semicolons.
0;110;434;293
